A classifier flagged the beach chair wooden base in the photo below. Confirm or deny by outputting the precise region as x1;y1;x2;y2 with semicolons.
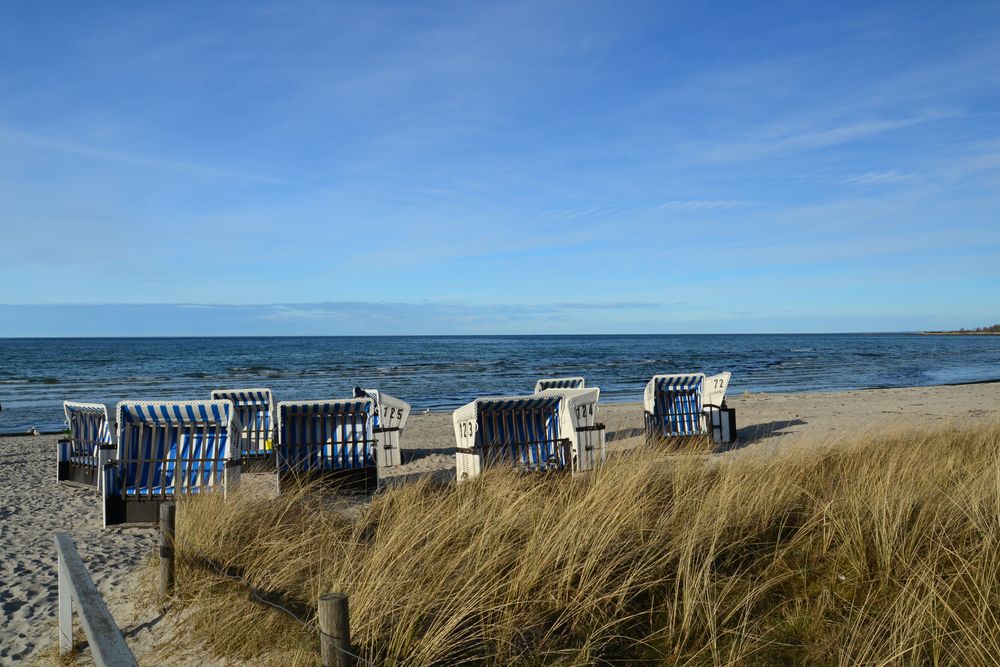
103;495;164;527
102;459;242;528
456;439;573;482
643;412;712;449
58;460;101;489
276;466;378;495
57;441;116;491
644;434;713;450
241;451;276;473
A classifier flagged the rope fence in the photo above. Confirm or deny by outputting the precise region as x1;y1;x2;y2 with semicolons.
157;503;374;667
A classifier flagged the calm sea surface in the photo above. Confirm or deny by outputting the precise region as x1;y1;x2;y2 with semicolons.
1;334;998;434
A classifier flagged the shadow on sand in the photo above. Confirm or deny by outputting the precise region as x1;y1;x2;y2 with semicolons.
717;419;807;452
607;427;645;443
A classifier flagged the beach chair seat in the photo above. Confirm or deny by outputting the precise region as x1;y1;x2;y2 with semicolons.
210;388;275;472
276;398;395;494
57;402;116;490
454;394;575;481
102;400;241;527
536;387;606;471
353;388;411;468
534;376;586;392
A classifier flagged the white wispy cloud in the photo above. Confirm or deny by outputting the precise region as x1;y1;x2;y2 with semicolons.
0;126;292;185
833;170;915;187
694;113;954;163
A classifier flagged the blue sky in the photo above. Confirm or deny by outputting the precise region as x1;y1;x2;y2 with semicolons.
1;1;998;335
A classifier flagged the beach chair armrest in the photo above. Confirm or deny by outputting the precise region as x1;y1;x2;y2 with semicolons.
575;423;606;432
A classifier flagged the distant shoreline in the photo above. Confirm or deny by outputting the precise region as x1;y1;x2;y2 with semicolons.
922;331;1000;336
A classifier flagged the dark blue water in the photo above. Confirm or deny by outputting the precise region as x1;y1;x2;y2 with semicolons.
1;334;998;434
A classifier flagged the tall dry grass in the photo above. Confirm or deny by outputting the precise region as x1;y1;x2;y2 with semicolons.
167;421;1000;666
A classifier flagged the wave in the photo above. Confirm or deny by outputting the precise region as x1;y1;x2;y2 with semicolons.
0;377;61;385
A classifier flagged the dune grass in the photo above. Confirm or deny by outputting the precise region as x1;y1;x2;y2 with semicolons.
166;421;1000;665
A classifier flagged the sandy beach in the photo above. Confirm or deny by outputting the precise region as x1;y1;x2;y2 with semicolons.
3;381;999;665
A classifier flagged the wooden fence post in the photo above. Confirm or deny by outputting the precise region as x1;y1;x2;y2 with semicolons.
57;543;73;653
159;503;176;599
319;593;354;667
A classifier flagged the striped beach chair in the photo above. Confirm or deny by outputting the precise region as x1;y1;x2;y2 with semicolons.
353;388;410;468
535;387;606;472
57;401;116;490
275;398;390;494
210;388;275;471
534;376;585;392
102;400;241;527
643;373;708;444
453;395;573;481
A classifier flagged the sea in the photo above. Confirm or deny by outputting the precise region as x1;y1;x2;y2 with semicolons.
1;334;998;434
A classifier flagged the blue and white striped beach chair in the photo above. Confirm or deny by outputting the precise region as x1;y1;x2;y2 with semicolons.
643;373;708;444
644;372;737;446
453;395;573;481
102;400;241;527
534;376;585;392
353;388;410;468
275;398;389;493
210;388;275;471
57;401;115;490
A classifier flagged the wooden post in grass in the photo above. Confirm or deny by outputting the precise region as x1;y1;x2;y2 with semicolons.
319;593;354;667
159;503;176;599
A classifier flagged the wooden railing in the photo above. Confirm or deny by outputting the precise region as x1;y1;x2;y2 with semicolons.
55;532;137;666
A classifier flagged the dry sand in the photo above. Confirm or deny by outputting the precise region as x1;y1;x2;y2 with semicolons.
2;381;999;665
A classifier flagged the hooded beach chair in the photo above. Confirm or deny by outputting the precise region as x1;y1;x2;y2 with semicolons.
102;400;241;527
454;394;575;481
534;376;585;392
210;388;275;471
57;401;116;490
276;396;400;494
535;386;606;472
644;372;736;446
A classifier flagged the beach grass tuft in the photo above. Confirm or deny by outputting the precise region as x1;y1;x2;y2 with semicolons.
165;421;1000;665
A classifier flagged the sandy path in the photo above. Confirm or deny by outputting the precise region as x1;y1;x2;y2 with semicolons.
0;435;157;664
2;382;999;664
